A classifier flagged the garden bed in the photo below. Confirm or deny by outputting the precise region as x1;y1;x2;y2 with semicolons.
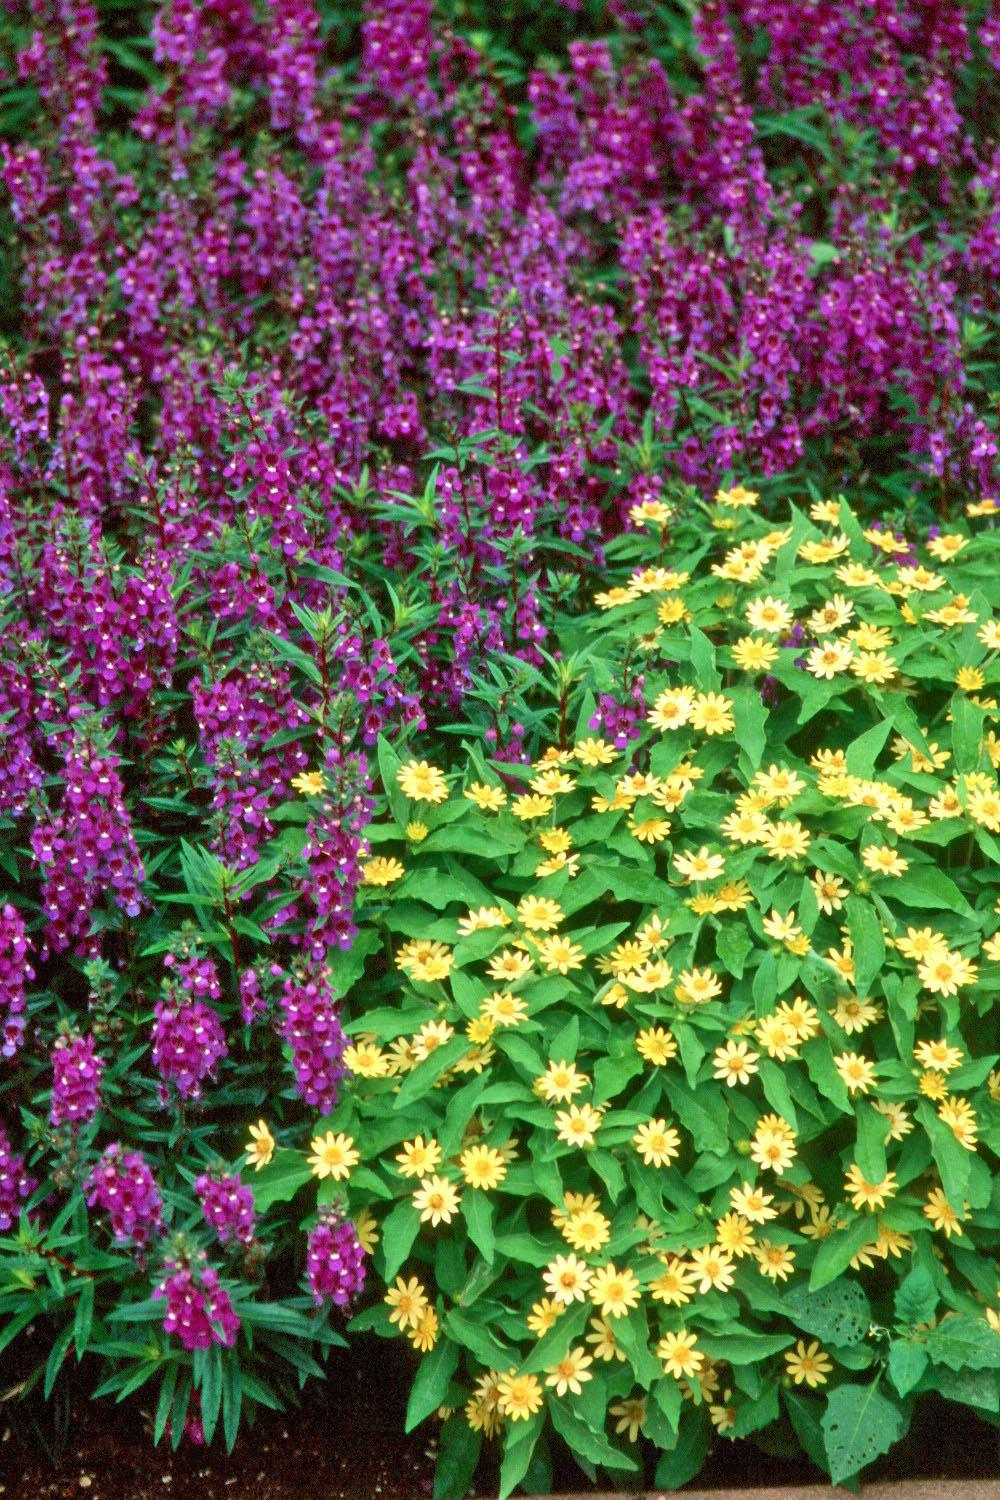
2;1334;996;1500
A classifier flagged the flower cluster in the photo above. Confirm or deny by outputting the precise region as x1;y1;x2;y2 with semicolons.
314;492;1000;1492
278;963;348;1114
305;1209;367;1308
86;1144;163;1250
154;1249;241;1351
194;1169;256;1248
0;1126;35;1231
50;1030;104;1129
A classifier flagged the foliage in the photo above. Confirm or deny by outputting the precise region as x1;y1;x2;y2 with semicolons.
314;491;1000;1492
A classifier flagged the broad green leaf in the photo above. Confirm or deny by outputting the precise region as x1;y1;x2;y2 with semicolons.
406;1338;461;1431
821;1380;907;1485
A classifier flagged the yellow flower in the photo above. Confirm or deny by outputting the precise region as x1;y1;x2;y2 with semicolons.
690;691;735;735
537;935;586;974
610;1396;647;1443
913;1038;964;1073
512;793;553;820
412;1174;461;1226
545;1347;594;1397
496;1371;543;1421
460;1144;507;1190
486;947;534;982
689;1245;736;1294
471;994;518;1033
307;1131;358;1182
409;1305;439;1353
385;1276;428;1330
729;1181;778;1224
291;770;325;796
861;845;908;877
544;1253;593;1305
732;636;779;671
527;1297;564;1337
714;1212;756;1258
590;1263;642;1319
245;1119;276;1170
746;596;793;633
648;686;695;731
636;1026;678;1065
395;1135;442;1178
405;820;429;842
762;819;811;860
649;1258;696;1307
343;1040;390;1078
657;1329;704;1379
632;1118;681;1167
938;1096;978;1150
361;856;405;886
412;1020;455;1059
574;736;617;766
755;1240;796;1282
713;1040;760;1086
923;1186;965;1237
810;871;847;913
536;1058;588;1103
354;1208;379;1254
516;895;564;931
784;1339;832;1388
555;1103;603;1148
562;1207;611;1254
834;1052;877;1095
398;759;449;804
673;845;726;882
750;1115;798;1176
674;966;722;1004
844;1164;897;1212
917;949;977;995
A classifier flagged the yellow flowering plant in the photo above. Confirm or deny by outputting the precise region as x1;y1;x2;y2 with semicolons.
301;493;1000;1495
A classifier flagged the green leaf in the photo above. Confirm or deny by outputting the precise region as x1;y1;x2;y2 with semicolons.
894;1265;938;1329
786;1280;871;1346
653;1405;711;1489
443;1309;513;1367
821;1380;907;1485
379;1200;422;1282
463;1190;495;1264
498;1411;543;1500
247;1151;314;1213
924;1316;1000;1372
732;687;767;771
854;1102;887;1183
406;1339;461;1432
808;1218;875;1291
950;695;984;772
888;1341;929;1398
434;1416;482;1500
846;896;884;1000
548;1397;637;1472
916;1101;971;1211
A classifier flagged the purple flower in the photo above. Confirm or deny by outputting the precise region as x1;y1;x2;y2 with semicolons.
86;1144;163;1249
0;1126;35;1231
194;1169;256;1247
0;903;32;1059
278;963;347;1114
154;1250;240;1350
305;1209;366;1307
50;1030;104;1128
